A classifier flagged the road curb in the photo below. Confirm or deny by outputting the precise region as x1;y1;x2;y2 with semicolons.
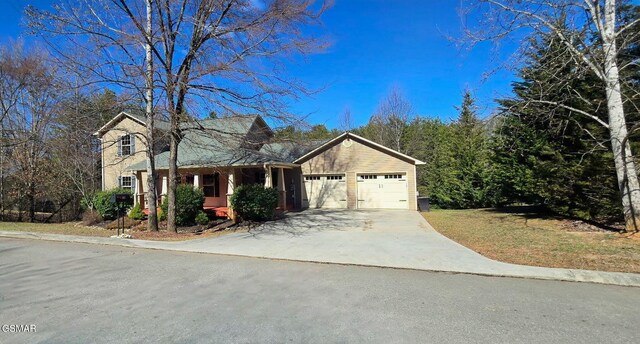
2;230;640;288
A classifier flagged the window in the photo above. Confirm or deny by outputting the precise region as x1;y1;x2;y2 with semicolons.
384;174;403;179
184;175;195;185
255;172;266;185
359;174;378;180
118;134;135;156
203;173;219;197
326;175;343;180
304;176;321;181
119;176;135;193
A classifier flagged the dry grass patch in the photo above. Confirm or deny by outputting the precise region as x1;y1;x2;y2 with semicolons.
0;220;248;242
0;222;114;237
423;208;640;274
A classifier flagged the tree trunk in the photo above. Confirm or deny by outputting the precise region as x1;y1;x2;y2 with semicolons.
28;182;35;223
604;0;640;232
167;123;179;233
145;0;159;232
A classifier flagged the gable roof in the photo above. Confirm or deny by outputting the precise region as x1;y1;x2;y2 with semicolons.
93;111;170;137
93;112;270;139
293;132;426;165
179;115;273;137
259;139;329;163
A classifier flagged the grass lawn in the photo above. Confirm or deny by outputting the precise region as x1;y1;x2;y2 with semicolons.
0;222;115;237
0;221;246;241
423;208;640;274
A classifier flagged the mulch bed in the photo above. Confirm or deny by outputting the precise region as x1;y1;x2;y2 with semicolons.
127;218;244;241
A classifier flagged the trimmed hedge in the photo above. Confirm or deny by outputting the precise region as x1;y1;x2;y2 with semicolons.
230;184;278;221
160;184;205;226
95;188;133;221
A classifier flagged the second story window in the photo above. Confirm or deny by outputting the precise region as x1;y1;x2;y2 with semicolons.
118;134;135;157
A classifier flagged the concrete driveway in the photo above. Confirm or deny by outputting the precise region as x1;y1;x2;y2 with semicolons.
2;209;639;286
138;209;472;268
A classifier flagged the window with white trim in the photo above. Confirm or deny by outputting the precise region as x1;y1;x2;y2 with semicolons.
384;174;403;179
118;134;135;156
304;176;321;181
119;176;135;193
326;175;343;180
359;174;378;180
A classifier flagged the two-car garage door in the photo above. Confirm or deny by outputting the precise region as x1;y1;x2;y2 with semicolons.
303;173;408;209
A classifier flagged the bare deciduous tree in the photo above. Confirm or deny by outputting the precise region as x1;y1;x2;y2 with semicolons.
0;46;59;222
338;106;353;132
29;0;330;232
463;0;640;231
366;87;412;152
141;0;329;232
28;0;164;230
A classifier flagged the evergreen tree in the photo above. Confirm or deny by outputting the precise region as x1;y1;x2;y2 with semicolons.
448;91;490;208
402;117;457;207
489;26;624;221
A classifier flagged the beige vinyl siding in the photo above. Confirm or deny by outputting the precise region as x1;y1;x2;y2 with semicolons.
299;138;418;210
101;117;147;191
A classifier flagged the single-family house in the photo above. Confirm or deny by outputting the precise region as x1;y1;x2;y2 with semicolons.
94;112;425;218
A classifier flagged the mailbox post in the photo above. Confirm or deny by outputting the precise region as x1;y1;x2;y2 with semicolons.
110;193;133;236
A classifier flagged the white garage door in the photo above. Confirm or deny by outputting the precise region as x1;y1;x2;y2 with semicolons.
357;173;408;209
303;174;347;208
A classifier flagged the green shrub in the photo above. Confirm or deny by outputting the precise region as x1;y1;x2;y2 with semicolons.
195;211;209;225
95;188;133;221
160;185;205;226
230;184;278;221
128;203;145;220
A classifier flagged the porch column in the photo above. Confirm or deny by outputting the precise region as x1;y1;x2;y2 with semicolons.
136;171;144;207
227;170;236;221
264;166;272;188
193;174;200;189
227;170;235;196
161;175;168;202
278;167;286;209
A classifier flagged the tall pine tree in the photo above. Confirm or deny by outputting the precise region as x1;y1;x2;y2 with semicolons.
448;91;490;208
489;25;624;221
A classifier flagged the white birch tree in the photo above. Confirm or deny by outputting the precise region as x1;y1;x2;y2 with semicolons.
463;0;640;231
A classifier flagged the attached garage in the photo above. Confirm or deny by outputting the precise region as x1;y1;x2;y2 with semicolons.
295;133;425;211
357;173;408;209
303;174;347;208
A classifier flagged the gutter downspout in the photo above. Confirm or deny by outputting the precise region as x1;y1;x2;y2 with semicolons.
100;137;105;191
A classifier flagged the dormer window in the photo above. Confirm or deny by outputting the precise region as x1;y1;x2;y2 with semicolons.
118;134;135;157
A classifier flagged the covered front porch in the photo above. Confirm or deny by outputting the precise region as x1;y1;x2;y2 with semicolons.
134;164;302;219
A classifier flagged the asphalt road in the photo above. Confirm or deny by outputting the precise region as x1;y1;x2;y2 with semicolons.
0;238;638;344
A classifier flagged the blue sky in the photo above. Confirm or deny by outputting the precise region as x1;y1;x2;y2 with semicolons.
286;0;517;127
0;0;517;128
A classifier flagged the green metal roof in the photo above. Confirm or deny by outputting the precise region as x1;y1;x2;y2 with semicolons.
127;116;324;171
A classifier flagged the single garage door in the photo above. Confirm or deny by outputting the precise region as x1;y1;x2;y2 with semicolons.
357;173;408;209
303;174;347;208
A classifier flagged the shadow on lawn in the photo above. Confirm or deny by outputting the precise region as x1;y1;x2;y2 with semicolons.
481;205;623;233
